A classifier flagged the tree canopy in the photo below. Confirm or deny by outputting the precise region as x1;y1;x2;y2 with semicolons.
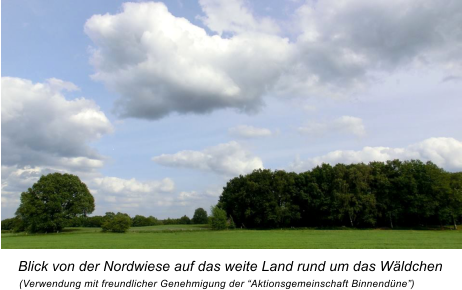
192;207;208;224
210;206;228;230
218;160;462;229
15;173;95;233
101;212;132;233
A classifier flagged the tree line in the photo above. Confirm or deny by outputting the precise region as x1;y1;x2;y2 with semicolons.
218;160;462;229
2;208;210;233
4;160;461;233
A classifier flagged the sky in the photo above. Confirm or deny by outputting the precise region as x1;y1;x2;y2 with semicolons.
2;0;462;219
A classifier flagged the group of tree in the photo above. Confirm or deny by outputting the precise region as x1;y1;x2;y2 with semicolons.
3;172;210;233
1;216;24;232
159;208;209;225
217;160;462;229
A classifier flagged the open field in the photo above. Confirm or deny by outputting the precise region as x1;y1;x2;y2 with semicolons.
2;225;462;249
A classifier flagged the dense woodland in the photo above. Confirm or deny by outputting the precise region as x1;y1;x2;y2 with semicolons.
218;160;462;229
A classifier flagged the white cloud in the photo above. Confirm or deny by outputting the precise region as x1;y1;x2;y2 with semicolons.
228;125;273;138
90;177;176;211
84;0;461;120
84;2;292;120
298;116;365;137
93;177;174;194
1;77;113;170
290;0;462;90
1;77;114;219
152;141;263;176
290;137;462;172
197;0;280;35
1;166;47;216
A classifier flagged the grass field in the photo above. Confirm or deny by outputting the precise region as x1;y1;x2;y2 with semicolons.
2;225;462;249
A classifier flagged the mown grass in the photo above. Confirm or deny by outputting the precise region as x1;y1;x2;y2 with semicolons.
2;225;462;249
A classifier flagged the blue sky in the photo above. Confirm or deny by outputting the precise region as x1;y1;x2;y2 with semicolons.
2;0;462;219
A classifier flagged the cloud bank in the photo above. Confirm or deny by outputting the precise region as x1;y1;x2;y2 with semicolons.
290;137;462;172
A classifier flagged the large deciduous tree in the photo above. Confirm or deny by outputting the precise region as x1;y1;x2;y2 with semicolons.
15;173;95;233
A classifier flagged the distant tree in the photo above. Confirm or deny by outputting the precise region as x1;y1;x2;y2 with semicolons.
210;206;228;230
85;216;104;227
15;173;95;233
132;215;150;227
102;212;132;233
179;215;191;224
192;208;208;224
1;217;23;232
147;216;160;226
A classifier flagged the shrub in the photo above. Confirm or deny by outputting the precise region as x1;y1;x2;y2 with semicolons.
210;206;228;230
102;212;132;233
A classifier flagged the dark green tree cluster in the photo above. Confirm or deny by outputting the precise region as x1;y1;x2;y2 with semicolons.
131;215;161;227
218;160;462;229
101;212;132;233
66;215;105;228
162;215;191;225
1;216;24;232
15;173;95;233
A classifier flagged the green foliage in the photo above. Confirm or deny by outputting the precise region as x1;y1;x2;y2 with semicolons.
15;173;95;233
131;215;160;227
210;206;228;230
219;160;462;229
179;215;191;224
102;212;132;233
1;217;24;232
1;218;16;231
161;216;194;225
228;216;236;229
192;208;208;224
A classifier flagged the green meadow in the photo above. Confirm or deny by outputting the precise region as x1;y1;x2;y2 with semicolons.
2;225;462;249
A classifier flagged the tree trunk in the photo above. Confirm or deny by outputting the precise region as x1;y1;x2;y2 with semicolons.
389;212;393;229
349;213;354;227
453;215;458;230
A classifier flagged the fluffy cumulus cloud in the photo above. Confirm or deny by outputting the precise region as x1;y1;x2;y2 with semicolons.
1;77;113;170
84;1;292;119
152;141;263;176
90;177;175;212
290;137;462;172
298;116;365;137
228;125;273;138
197;0;280;35
1;77;115;218
84;0;462;120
